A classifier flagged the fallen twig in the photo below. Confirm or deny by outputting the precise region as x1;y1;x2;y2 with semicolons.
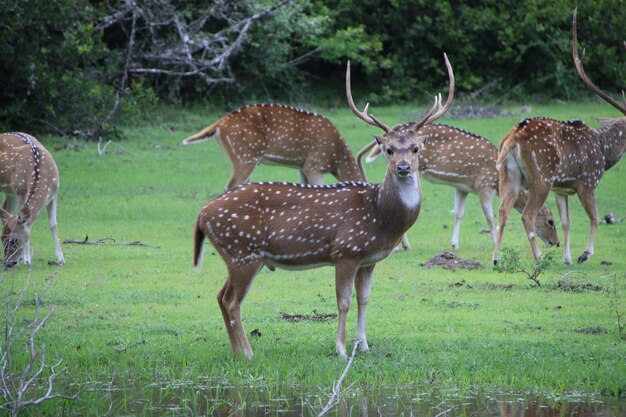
317;340;360;417
63;235;160;249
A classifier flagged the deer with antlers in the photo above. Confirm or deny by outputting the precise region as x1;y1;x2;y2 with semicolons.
181;103;364;189
493;10;625;265
358;125;560;251
192;54;454;358
0;132;65;267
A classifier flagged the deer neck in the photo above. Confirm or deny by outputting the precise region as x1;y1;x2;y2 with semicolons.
376;170;421;236
597;120;626;171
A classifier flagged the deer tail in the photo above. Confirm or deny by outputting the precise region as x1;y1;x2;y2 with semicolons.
355;140;377;179
181;120;220;145
193;217;206;270
495;131;517;171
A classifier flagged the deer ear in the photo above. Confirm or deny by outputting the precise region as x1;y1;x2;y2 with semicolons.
18;207;31;223
373;134;386;146
415;134;428;148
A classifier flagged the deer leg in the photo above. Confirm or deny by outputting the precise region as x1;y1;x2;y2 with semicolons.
520;186;551;260
399;233;411;251
335;260;359;358
22;239;32;266
493;166;521;264
451;190;468;250
554;193;572;264
217;260;263;358
302;170;324;186
478;189;497;246
47;196;65;265
355;265;374;352
576;188;598;263
225;163;256;191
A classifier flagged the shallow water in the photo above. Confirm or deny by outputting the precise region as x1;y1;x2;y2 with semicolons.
93;381;625;417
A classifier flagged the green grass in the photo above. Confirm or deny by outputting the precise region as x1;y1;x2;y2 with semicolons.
1;101;625;415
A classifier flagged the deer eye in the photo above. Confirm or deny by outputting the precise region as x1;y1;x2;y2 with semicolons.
412;146;420;153
386;148;393;156
547;220;554;227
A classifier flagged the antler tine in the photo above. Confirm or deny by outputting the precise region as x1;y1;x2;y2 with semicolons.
346;61;391;132
413;52;455;130
414;95;441;130
572;9;626;116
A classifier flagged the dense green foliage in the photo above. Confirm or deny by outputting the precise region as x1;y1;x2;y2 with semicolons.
0;0;624;135
1;103;625;415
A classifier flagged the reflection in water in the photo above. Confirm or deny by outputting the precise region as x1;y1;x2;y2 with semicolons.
96;381;625;417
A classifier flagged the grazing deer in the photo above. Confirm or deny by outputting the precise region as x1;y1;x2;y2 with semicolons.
192;54;454;358
0;132;65;267
358;125;560;250
181;103;364;189
493;10;625;265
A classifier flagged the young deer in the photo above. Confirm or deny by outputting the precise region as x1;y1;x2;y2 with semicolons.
359;125;560;250
181;103;364;189
0;132;65;267
193;54;454;358
493;10;625;265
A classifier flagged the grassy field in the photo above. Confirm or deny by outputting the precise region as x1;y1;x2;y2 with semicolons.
1;101;625;416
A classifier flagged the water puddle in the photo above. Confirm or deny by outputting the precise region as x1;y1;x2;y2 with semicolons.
86;380;625;417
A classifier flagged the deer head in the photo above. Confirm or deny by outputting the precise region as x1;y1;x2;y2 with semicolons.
347;55;454;211
0;207;32;268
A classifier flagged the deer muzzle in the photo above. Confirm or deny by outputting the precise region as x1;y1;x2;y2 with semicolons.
396;161;411;177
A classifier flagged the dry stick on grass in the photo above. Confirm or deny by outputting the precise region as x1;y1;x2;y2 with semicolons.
317;340;360;417
0;269;75;416
63;235;160;248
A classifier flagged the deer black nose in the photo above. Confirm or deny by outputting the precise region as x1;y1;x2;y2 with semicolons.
397;162;411;176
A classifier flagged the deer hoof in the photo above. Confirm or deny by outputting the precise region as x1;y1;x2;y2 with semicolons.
359;340;369;352
577;251;591;263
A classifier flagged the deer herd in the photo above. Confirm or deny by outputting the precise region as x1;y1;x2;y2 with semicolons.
1;11;624;358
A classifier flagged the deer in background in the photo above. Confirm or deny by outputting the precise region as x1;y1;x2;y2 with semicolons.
192;54;454;358
0;132;65;267
181;103;365;189
358;125;560;251
493;9;625;265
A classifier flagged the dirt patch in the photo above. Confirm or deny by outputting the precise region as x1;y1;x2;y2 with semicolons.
554;281;607;293
573;326;609;335
440;300;480;309
480;283;516;291
423;252;482;271
280;310;337;322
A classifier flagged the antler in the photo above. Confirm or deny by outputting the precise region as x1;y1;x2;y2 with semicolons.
346;61;391;132
412;53;455;130
572;9;626;116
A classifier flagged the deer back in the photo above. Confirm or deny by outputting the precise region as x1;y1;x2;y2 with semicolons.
498;118;608;190
195;181;416;270
0;133;59;217
197;104;362;181
416;124;498;192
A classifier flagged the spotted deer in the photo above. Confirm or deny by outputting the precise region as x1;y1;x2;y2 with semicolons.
181;104;364;189
493;10;625;265
0;132;64;267
192;54;454;358
358;125;560;250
